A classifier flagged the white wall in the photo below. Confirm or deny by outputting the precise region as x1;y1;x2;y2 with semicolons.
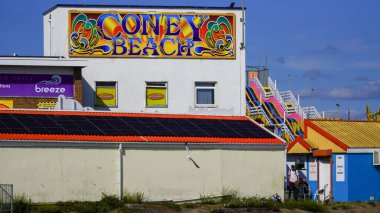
0;147;117;202
0;145;284;203
43;6;246;115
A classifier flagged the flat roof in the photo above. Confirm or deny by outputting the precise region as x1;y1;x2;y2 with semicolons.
0;56;87;67
43;4;244;15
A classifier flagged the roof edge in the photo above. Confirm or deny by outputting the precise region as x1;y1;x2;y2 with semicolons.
0;109;249;120
0;133;282;144
43;4;245;15
0;140;286;150
310;118;379;123
287;137;312;152
246;116;287;144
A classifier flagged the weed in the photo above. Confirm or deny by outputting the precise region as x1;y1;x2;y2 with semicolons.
123;191;146;204
56;201;100;213
220;187;239;204
13;194;31;213
181;202;197;208
100;193;123;209
367;201;376;207
33;204;62;213
200;194;221;205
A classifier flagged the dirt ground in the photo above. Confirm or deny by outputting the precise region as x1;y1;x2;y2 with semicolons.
126;202;380;213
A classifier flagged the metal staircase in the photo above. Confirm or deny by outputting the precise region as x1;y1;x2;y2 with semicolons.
280;90;303;115
253;77;273;98
302;106;322;119
247;71;322;141
268;77;293;115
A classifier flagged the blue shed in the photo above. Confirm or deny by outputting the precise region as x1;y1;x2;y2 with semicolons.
287;119;380;202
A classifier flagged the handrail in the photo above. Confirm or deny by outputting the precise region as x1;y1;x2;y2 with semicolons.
281;123;295;141
268;77;292;115
302;106;321;118
280;90;303;115
253;77;270;98
247;105;274;126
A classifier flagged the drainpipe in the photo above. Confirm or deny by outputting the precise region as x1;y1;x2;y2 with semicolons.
118;143;123;201
48;14;52;56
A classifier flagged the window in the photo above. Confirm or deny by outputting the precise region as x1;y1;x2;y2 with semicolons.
295;156;306;170
146;82;167;108
95;82;117;107
195;82;216;107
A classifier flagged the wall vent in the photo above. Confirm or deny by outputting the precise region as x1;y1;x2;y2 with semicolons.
374;150;380;166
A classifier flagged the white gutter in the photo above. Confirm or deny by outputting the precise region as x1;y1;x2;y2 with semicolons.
347;148;380;154
0;140;286;150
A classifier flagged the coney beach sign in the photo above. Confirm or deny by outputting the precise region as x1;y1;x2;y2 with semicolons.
68;11;235;59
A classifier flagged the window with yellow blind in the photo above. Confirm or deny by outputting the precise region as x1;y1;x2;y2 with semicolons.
95;81;117;107
146;82;167;108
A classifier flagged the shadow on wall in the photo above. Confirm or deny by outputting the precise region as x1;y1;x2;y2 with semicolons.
82;78;112;111
375;166;380;174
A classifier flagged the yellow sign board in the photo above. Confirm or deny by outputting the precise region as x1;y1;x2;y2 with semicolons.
37;102;57;109
146;87;167;107
0;100;13;109
96;87;117;107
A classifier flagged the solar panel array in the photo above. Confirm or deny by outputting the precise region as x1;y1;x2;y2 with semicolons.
0;113;275;139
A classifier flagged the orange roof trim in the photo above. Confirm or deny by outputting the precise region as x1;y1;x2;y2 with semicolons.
0;109;247;120
0;133;283;144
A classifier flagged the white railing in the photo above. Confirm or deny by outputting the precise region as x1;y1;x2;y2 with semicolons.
280;90;304;116
247;105;274;126
302;106;322;119
281;123;295;141
253;77;272;98
248;104;295;141
267;77;293;114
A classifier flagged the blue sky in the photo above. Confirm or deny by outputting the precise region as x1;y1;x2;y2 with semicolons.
1;0;379;119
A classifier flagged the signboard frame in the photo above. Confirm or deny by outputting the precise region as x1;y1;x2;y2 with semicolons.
68;10;236;59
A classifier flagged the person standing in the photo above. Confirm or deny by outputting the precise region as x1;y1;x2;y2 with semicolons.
288;165;299;199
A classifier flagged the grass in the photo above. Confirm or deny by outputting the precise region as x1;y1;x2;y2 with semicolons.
13;194;32;213
123;191;146;204
12;191;379;213
197;190;327;212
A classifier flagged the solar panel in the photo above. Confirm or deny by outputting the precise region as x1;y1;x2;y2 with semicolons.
0;113;276;139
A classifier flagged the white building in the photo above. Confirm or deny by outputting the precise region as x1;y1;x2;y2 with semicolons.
43;4;246;115
0;4;288;203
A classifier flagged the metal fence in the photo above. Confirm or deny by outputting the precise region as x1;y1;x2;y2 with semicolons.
0;184;13;213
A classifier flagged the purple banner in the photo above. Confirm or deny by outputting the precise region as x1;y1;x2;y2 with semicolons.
0;74;74;98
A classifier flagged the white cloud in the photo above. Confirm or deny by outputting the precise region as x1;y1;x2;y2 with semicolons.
327;88;353;99
282;56;338;71
297;80;380;100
